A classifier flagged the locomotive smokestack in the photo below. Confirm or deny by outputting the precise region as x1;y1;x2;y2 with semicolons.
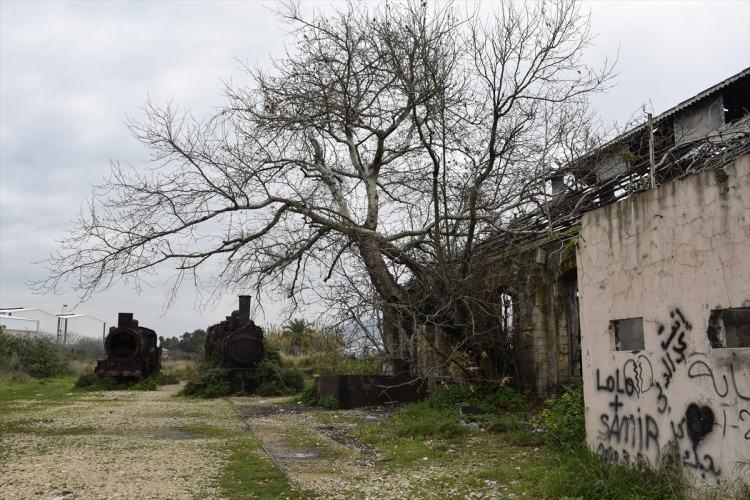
238;295;251;319
118;313;133;328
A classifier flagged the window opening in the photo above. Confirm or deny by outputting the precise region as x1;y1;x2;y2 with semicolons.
499;292;514;341
611;318;644;351
707;308;750;348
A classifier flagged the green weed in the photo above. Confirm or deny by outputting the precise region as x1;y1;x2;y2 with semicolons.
0;376;79;402
290;380;339;409
357;382;692;498
536;377;585;447
539;445;687;499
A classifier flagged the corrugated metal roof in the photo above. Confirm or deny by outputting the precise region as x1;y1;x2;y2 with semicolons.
59;313;106;322
0;315;36;322
658;66;750;121
577;67;750;159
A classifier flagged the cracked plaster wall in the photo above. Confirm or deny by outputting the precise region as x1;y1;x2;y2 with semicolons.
577;155;750;485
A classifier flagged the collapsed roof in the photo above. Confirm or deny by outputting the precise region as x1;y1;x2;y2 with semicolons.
476;67;750;257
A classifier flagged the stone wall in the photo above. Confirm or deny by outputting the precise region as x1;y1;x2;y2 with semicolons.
414;238;581;397
577;155;750;484
490;243;580;396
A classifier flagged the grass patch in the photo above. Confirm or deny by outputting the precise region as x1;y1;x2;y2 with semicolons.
377;438;450;467
390;403;468;439
539;444;687;499
356;382;691;498
0;375;79;403
218;428;299;498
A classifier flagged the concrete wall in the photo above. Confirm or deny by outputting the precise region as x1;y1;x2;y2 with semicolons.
577;155;750;485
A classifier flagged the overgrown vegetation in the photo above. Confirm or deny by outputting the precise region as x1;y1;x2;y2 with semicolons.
265;324;382;377
540;445;687;499
0;328;70;379
292;379;339;409
352;380;693;498
365;382;533;441
73;371;179;391
536;377;586;447
181;349;304;398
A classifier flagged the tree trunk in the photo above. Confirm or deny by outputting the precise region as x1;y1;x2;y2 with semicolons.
357;237;412;373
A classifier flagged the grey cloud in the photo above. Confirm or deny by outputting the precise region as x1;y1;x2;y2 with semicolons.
1;0;748;336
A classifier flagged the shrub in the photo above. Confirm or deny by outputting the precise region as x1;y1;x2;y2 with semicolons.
0;330;69;378
74;373;120;390
294;379;319;405
537;377;585;447
181;367;232;398
73;371;179;391
316;394;339;410
180;349;305;398
291;380;340;409
494;385;526;411
132;372;179;390
426;381;527;413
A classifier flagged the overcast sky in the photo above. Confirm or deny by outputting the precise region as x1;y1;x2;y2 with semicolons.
1;1;748;338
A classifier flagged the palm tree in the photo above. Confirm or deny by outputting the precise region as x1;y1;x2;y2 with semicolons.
282;319;312;356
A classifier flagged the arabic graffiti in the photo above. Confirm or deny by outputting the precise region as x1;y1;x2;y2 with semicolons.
592;307;749;481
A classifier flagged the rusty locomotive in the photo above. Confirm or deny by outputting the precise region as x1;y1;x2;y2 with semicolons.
205;295;264;369
95;313;162;378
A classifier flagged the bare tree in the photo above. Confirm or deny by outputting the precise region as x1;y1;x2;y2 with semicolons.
40;0;614;376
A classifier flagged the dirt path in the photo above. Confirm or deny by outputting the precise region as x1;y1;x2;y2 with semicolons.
232;396;380;498
2;387;536;499
232;397;516;499
0;384;241;499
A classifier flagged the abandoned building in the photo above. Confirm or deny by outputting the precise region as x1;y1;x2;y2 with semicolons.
412;67;750;483
579;146;749;485
576;71;750;483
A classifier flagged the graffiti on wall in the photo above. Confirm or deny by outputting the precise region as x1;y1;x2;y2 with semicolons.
594;308;750;482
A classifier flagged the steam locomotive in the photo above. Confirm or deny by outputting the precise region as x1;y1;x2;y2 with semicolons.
205;295;264;368
95;313;162;378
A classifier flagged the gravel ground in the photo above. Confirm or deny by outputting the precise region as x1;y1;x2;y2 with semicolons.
0;385;239;499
